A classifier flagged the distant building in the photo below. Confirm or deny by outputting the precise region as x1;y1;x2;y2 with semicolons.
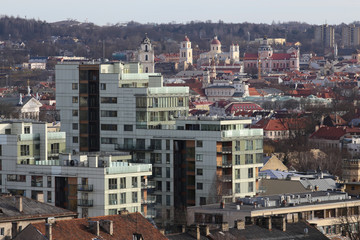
314;24;335;48
138;34;155;73
342;24;360;47
179;35;193;69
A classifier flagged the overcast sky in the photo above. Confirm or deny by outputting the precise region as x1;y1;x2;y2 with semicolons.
1;0;359;26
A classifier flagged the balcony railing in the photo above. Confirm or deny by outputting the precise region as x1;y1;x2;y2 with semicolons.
78;199;93;207
141;181;156;189
141;195;156;204
145;209;156;218
114;144;154;151
219;175;232;182
221;161;232;168
222;189;233;196
78;184;93;191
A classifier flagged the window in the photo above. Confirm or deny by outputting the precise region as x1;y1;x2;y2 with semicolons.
72;83;78;90
24;126;30;134
108;209;117;215
72;110;78;116
5;129;10;134
166;153;170;164
145;55;148;61
256;139;263;150
0;227;4;235
235;183;241;193
166;181;170;192
256;153;263;163
101;110;117;117
245;140;253;150
154;167;162;177
200;197;206;205
248;182;254;192
120;177;126;189
124;125;133;131
109;193;117;205
47;191;52;203
120;192;126;204
166;140;170;150
51;143;59;154
197;182;203;190
47;176;51;188
0;145;2;156
20;145;30;156
132;192;138;203
248;168;253;178
151;153;162;164
109;178;117;189
72;123;78;130
100;83;106;90
101;97;117;103
73;137;78;143
197;169;203;176
235;169;240;179
196;154;203;161
156;181;162;191
31;176;43;187
132;177;138;188
101;124;118;131
166;167;170;178
235;155;241;165
156;195;162;204
72;96;78;103
197;141;203;148
101;138;118;144
150;139;162;150
166;195;171;206
245;154;253;164
7;175;26;182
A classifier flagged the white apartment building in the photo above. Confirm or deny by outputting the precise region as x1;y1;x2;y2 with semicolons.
55;61;263;225
0;121;154;218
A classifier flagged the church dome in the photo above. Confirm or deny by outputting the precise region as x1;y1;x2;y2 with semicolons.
211;36;221;45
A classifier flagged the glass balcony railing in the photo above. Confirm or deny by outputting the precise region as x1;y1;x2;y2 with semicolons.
78;199;93;207
78;184;93;191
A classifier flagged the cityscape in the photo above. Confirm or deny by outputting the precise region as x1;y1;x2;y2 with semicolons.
0;4;360;239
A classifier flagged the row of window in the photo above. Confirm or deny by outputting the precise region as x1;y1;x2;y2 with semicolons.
235;182;254;193
108;177;138;190
6;175;52;187
108;192;138;205
234;168;254;179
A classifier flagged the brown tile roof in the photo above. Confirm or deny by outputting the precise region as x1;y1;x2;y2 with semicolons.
31;213;168;240
309;126;347;140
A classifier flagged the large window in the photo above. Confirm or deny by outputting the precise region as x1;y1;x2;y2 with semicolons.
31;176;43;187
72;96;78;103
248;168;253;178
235;155;241;165
235;183;241;193
101;97;117;104
245;140;253;150
196;154;203;162
109;178;117;189
101;138;118;144
245;154;253;164
7;174;26;182
256;139;263;150
50;143;59;154
235;169;240;179
24;126;30;134
20;145;30;156
109;193;117;205
101;124;118;131
132;177;138;188
132;192;138;203
120;193;126;204
101;110;117;117
150;139;162;150
120;177;126;189
248;182;254;192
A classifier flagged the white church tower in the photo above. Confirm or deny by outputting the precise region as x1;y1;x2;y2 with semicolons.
179;35;193;65
138;34;155;73
229;43;240;62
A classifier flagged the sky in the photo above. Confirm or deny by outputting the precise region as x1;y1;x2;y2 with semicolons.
1;0;359;26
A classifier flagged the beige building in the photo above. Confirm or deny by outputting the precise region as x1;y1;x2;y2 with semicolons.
342;24;360;47
315;24;335;48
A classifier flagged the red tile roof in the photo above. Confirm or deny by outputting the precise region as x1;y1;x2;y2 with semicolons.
225;102;263;114
309;126;347;140
244;53;258;60
271;53;292;60
31;213;167;240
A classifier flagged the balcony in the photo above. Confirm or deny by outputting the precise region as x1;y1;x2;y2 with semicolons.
145;209;156;218
141;181;156;189
78;184;93;191
114;144;154;152
221;160;232;168
217;146;232;154
48;151;59;157
219;175;232;182
78;199;93;207
141;195;156;204
222;189;233;197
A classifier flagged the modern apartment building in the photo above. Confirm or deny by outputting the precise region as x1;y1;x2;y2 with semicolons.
342;24;360;47
315;24;335;48
0;121;154;218
56;61;263;225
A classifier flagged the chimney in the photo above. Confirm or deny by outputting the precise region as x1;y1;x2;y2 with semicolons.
272;216;286;232
45;223;52;240
15;196;23;212
200;225;210;236
221;222;229;232
188;225;200;240
88;221;100;236
234;220;245;230
181;225;186;233
119;209;129;215
159;229;165;235
11;222;18;238
99;220;113;235
36;192;44;203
